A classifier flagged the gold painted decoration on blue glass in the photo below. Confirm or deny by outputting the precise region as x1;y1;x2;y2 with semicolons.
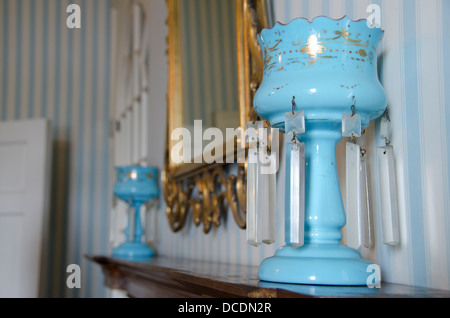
253;16;387;286
112;166;159;260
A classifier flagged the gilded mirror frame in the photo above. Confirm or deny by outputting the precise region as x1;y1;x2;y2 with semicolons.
163;0;273;233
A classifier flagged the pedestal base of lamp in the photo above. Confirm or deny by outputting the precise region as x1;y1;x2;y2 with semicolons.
258;243;376;286
112;242;155;260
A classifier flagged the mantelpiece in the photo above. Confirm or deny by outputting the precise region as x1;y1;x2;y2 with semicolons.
87;255;450;298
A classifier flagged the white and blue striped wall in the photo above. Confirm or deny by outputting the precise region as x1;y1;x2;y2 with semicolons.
179;0;239;128
0;0;113;297
2;0;450;297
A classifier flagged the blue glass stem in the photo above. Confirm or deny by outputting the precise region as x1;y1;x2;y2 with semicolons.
125;205;132;242
133;201;144;243
299;122;346;245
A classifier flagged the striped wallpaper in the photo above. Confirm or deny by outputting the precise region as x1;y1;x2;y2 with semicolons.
151;0;450;292
0;0;113;297
2;0;450;298
179;0;239;130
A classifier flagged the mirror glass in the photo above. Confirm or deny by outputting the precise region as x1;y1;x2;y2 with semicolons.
178;0;240;159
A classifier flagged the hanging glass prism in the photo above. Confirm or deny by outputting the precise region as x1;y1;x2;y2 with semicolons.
360;155;373;248
285;110;305;135
342;114;362;138
260;142;277;245
246;121;263;246
377;145;400;245
345;142;362;249
379;117;390;140
287;140;305;247
246;122;277;246
285;111;305;248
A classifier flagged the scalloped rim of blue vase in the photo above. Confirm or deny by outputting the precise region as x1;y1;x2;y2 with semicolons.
258;15;384;50
115;165;158;173
259;15;384;43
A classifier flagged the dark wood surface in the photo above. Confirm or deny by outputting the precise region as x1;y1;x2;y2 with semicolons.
86;255;450;298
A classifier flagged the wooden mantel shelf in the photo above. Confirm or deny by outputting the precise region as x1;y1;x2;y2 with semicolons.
87;255;450;298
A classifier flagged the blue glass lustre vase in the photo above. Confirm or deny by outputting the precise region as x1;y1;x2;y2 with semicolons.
113;165;159;259
253;16;386;285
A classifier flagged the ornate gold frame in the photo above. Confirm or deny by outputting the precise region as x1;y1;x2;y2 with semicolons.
162;0;272;233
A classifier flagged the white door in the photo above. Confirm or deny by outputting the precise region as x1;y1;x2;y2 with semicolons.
0;118;51;297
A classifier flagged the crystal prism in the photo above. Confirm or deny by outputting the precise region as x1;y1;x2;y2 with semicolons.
377;145;400;245
345;142;361;249
246;121;264;146
246;121;277;247
360;156;373;248
379;117;390;140
285;140;305;248
260;151;277;245
246;142;261;247
342;113;362;137
285;110;305;136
